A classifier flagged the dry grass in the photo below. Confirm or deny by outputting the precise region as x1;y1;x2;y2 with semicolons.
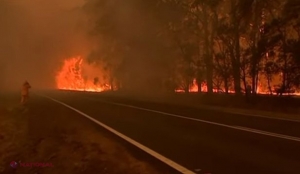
0;93;164;174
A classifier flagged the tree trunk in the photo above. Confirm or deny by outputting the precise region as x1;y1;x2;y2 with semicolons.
197;77;202;93
231;1;241;95
267;76;272;95
232;61;241;94
224;77;229;94
232;30;241;94
280;55;288;96
281;74;286;96
224;78;229;94
250;2;259;95
185;78;190;93
110;77;114;91
255;73;259;93
241;66;247;94
203;10;213;94
251;64;257;94
206;60;213;94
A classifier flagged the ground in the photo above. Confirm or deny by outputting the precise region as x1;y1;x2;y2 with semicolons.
0;92;169;174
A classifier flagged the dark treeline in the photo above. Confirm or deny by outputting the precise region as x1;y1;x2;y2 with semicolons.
82;0;300;95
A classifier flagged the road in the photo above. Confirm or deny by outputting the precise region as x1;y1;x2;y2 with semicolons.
37;90;300;174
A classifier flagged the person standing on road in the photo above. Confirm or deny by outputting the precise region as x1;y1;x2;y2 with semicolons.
21;81;31;105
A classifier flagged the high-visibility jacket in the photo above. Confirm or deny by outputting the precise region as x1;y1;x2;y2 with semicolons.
21;82;31;96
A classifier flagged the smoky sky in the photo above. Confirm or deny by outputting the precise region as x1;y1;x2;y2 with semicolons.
0;0;88;90
82;0;174;93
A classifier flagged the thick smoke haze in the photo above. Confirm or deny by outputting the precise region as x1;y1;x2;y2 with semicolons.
0;0;89;91
82;0;173;94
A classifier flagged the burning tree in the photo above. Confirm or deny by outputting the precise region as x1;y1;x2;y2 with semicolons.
56;56;111;92
57;0;300;95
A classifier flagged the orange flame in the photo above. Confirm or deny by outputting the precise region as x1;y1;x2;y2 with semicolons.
175;78;300;95
56;56;111;92
56;57;300;96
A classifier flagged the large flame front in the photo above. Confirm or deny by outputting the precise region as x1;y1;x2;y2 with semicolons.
57;57;300;96
56;56;110;92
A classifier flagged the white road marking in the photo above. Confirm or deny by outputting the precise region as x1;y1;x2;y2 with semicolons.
234;126;300;142
96;100;300;143
40;95;196;174
59;90;300;123
225;110;300;123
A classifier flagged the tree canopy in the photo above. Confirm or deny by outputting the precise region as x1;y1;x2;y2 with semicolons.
83;0;300;94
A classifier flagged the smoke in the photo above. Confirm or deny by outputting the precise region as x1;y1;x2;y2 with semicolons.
83;0;173;94
0;0;88;91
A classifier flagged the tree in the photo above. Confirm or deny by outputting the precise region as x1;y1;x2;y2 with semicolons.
84;0;172;92
243;0;279;94
214;0;249;95
264;61;279;94
83;0;300;94
263;0;300;95
214;39;232;93
187;0;223;94
283;0;300;88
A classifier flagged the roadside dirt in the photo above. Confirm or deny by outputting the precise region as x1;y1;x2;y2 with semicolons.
0;93;168;174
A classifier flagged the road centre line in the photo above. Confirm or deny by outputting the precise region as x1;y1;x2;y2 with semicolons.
224;110;300;123
90;98;300;143
60;90;300;123
40;94;196;174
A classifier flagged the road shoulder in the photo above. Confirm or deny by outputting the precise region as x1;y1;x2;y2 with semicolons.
0;93;168;174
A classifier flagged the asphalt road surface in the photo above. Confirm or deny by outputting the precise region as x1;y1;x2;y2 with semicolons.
36;90;300;174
